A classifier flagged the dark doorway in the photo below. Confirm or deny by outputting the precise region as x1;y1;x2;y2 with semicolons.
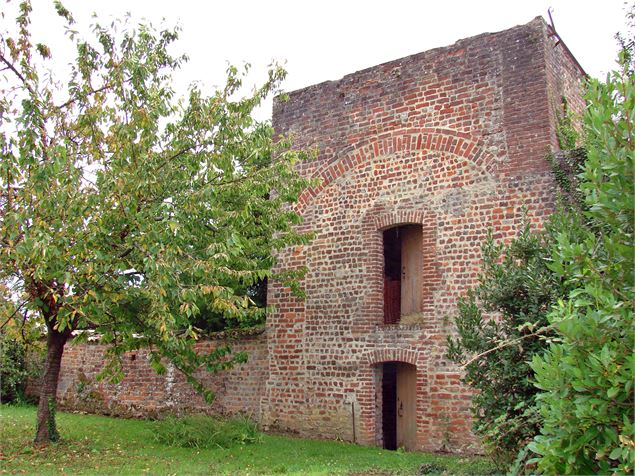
382;362;398;450
383;225;423;324
381;361;417;451
383;229;401;324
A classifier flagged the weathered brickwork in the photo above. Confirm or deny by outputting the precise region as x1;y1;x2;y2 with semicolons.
262;17;585;453
53;17;585;455
53;332;267;419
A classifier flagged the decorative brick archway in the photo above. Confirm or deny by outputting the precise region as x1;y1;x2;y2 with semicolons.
354;347;432;450
348;207;442;333
366;348;420;366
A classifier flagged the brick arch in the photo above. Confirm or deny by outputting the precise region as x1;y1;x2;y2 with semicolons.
295;128;495;211
366;348;420;366
351;204;441;332
372;209;438;231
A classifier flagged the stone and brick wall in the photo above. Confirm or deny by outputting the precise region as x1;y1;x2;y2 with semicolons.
263;17;585;453
50;331;267;419
50;16;585;456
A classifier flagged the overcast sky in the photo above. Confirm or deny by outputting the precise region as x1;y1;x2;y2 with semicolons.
15;1;633;120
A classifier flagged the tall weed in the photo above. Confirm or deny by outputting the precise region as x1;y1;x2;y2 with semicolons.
153;414;261;449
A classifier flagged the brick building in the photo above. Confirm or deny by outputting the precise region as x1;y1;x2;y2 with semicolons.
260;16;584;452
53;17;585;454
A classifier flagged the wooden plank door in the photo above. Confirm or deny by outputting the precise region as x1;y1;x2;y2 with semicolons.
396;363;417;450
400;226;422;316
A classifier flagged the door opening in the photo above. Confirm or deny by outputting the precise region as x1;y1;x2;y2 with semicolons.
383;225;423;324
383;229;401;324
381;361;417;450
382;362;397;450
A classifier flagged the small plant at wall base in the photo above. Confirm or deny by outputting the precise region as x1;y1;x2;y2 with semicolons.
153;414;262;449
446;223;567;468
0;1;311;445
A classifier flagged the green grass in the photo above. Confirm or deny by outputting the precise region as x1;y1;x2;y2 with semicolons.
0;405;498;475
153;414;261;448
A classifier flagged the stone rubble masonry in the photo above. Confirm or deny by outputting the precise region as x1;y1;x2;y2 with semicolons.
51;16;584;455
262;16;584;453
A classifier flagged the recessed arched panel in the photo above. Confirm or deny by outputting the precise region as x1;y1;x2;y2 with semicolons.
294;128;495;212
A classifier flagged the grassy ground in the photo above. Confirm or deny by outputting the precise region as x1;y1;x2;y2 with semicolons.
0;405;498;475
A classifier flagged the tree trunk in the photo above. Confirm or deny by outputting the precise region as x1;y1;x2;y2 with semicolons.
34;326;70;445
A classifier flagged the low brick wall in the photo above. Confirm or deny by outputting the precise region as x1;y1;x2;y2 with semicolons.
49;331;268;420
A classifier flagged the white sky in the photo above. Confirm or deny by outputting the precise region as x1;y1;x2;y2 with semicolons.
13;1;632;121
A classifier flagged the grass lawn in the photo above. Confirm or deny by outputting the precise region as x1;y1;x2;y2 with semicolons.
0;405;498;475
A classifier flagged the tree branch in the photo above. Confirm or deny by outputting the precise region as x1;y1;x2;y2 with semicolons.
0;300;29;331
461;325;553;368
56;83;112;110
0;52;26;84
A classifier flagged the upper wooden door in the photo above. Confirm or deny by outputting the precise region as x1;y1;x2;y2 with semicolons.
400;226;422;316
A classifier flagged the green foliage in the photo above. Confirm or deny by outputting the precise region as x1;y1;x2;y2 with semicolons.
556;98;580;150
528;51;635;474
0;0;312;434
417;462;448;475
546;148;586;208
446;223;566;466
0;333;29;402
0;317;43;404
153;414;261;449
46;397;59;442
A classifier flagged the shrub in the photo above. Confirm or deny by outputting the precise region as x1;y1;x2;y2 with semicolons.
417;462;447;475
446;223;567;467
0;333;30;403
527;50;634;475
153;414;261;449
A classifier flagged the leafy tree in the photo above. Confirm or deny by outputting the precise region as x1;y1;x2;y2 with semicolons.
0;2;310;444
528;47;634;474
446;223;567;466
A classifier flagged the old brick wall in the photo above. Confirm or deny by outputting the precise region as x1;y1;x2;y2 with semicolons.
264;17;585;453
52;332;267;419
543;23;587;148
45;16;585;455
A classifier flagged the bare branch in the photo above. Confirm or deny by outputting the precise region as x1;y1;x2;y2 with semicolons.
0;52;26;84
56;81;117;110
0;300;29;331
461;325;553;368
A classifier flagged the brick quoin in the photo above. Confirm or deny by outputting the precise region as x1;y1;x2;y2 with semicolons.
52;17;585;455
